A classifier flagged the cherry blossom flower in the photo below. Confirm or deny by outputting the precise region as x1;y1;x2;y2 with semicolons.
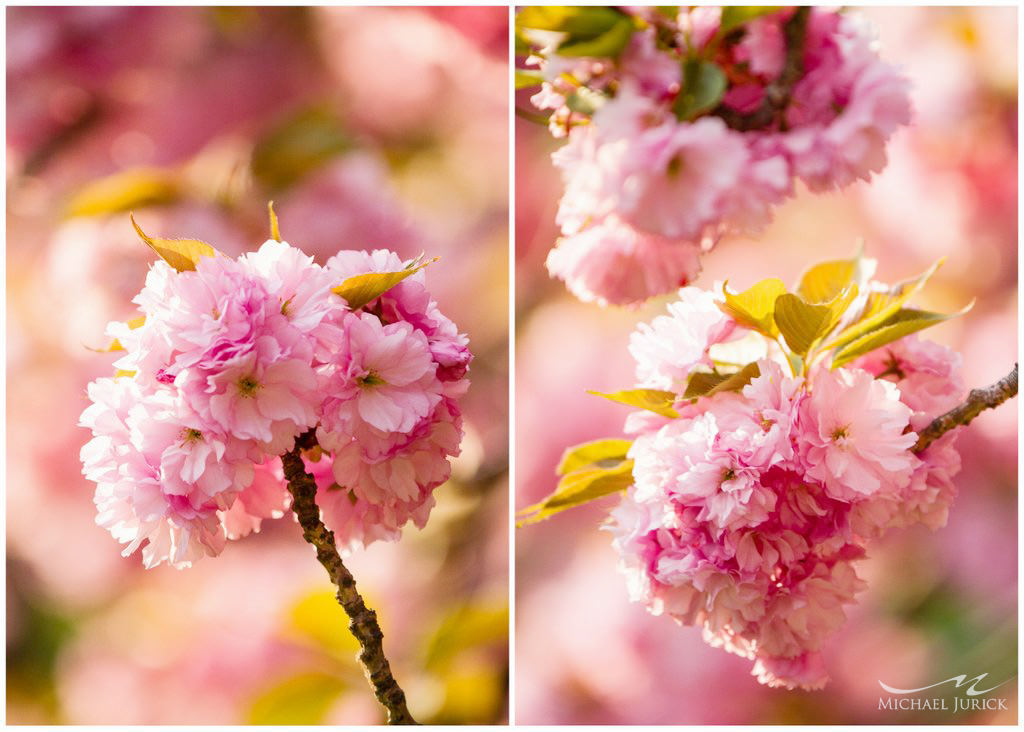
522;6;912;306
81;239;469;569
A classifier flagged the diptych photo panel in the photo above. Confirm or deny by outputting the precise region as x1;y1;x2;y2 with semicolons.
4;3;1020;729
513;4;1018;727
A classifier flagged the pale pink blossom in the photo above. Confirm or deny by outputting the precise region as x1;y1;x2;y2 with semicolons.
545;217;703;307
628;287;737;389
617;118;750;240
752;652;830;691
317;311;441;442
853;334;964;427
800;367;918;501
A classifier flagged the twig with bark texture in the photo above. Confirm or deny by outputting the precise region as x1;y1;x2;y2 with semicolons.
282;430;418;725
912;364;1018;453
714;6;811;132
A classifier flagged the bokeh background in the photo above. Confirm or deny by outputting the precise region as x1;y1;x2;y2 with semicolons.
7;6;508;724
515;6;1018;725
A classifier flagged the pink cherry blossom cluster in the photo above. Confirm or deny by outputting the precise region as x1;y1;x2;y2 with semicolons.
525;7;911;306
80;241;470;568
608;287;963;690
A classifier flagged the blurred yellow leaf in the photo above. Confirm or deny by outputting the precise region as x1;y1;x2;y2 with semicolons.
287;589;360;658
65;168;179;217
251;106;351;190
422;603;509;672
430;668;504;725
130;213;217;272
246;671;346;725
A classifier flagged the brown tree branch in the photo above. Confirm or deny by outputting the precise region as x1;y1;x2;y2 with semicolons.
912;364;1018;453
714;6;811;132
282;430;418;725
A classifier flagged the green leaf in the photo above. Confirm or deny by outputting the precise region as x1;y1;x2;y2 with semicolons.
517;459;633;526
556;438;633;475
251;105;350;190
515;69;545;89
588;388;679;418
684;362;762;399
825;257;945;352
557;16;634;58
331;254;437;310
516;6;625;37
831;303;974;369
130;213;217;272
718;6;781;37
65;168;180;217
719;278;787;338
564;86;605;116
674;59;727;121
774;286;858;357
246;672;346;725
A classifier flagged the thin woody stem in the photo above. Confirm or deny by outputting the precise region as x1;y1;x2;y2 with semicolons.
282;430;418;725
714;6;811;132
912;364;1018;453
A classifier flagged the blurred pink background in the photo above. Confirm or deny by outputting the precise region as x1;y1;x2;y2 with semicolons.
515;6;1018;725
7;6;508;724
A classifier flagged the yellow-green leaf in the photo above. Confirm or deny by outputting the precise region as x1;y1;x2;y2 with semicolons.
683;370;729;399
331;255;437;311
831;303;974;369
515;69;545;89
557;16;634;58
65;168;179;217
130;213;217;272
556;438;633;475
516;6;625;36
797;256;858;304
825;258;945;352
774;286;858;357
588;388;678;418
267;200;281;242
684;362;762;399
719;278;787;337
517;459;633;526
